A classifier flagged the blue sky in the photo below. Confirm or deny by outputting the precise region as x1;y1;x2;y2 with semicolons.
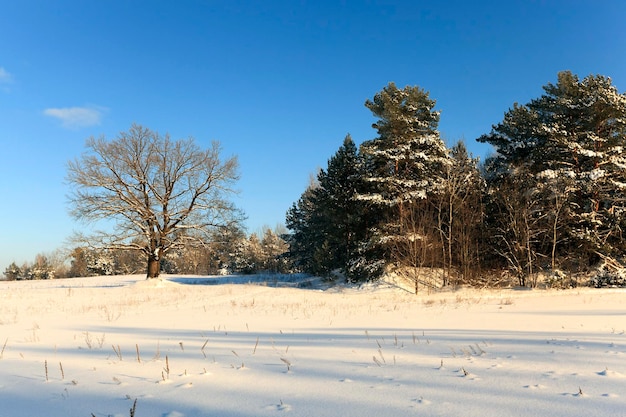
1;0;624;271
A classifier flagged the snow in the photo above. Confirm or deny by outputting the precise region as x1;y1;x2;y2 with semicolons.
587;169;606;181
0;274;625;417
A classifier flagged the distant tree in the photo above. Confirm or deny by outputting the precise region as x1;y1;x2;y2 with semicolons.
29;254;54;280
68;247;89;277
207;223;247;273
110;245;145;275
238;232;264;274
70;243;144;276
67;124;242;278
3;262;21;281
87;249;115;276
260;227;290;273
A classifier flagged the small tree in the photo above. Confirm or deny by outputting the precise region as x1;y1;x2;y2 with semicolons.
392;200;441;293
260;227;290;273
237;233;264;274
3;262;21;281
30;254;54;280
67;124;242;278
68;247;89;277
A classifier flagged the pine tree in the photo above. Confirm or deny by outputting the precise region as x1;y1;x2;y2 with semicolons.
357;82;449;279
3;262;21;281
260;227;290;273
208;223;247;273
235;233;264;274
479;71;626;277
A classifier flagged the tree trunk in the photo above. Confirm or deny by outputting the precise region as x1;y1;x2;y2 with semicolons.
147;255;160;278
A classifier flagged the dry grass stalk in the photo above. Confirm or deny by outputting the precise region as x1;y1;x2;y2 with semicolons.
378;348;386;364
163;355;170;379
112;344;122;361
201;339;209;358
129;399;137;417
0;338;7;359
280;357;291;372
153;340;161;360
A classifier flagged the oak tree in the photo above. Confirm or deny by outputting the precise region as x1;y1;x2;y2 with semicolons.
67;124;241;278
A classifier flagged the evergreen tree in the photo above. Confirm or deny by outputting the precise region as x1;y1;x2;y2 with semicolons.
29;254;54;280
313;134;365;278
260;227;290;273
285;180;321;273
357;82;449;279
244;233;264;273
286;135;365;278
3;262;21;281
479;71;626;276
208;223;247;273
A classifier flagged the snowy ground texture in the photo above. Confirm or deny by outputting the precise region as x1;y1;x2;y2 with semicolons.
0;274;625;417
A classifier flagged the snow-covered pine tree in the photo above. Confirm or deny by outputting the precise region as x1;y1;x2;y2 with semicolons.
533;72;626;266
231;233;265;274
260;227;289;273
479;71;626;277
3;262;21;281
207;223;247;274
356;82;450;279
86;249;115;276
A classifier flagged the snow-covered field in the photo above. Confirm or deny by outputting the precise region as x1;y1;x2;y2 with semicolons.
0;274;624;417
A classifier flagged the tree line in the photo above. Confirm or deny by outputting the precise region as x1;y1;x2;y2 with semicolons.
286;71;626;290
4;71;626;288
3;225;290;280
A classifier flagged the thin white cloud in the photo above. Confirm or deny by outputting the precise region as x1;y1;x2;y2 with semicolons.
43;105;107;129
0;67;12;83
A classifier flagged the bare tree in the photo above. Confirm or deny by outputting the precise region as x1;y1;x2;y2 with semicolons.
67;124;242;278
489;175;547;287
439;142;484;286
392;200;442;294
